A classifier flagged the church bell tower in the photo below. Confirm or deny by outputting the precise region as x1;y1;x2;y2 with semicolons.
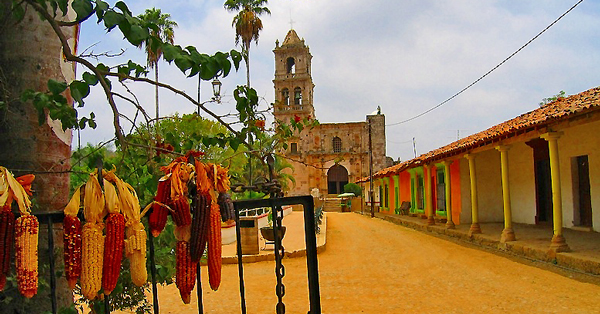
273;29;316;123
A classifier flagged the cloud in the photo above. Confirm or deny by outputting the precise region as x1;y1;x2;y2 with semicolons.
76;0;599;161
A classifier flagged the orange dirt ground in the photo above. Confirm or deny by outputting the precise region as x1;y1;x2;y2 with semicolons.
116;213;600;314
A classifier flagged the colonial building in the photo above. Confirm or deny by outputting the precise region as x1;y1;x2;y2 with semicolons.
273;29;389;197
361;86;600;251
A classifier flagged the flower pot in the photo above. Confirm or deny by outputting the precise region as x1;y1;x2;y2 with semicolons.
260;226;287;242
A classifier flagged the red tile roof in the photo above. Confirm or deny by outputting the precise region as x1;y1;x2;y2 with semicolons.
358;86;600;182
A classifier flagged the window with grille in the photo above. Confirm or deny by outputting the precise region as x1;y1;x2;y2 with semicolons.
332;137;342;153
290;142;298;154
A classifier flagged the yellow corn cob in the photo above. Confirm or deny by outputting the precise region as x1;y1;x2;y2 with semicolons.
125;222;147;286
81;222;104;300
15;214;39;298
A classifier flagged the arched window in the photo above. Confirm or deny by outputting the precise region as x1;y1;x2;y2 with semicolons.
332;137;342;153
282;88;289;106
287;57;296;74
294;87;302;106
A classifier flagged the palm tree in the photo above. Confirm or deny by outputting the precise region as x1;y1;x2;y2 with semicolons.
136;8;178;123
224;0;271;87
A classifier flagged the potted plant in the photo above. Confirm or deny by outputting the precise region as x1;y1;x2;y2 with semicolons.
260;208;286;241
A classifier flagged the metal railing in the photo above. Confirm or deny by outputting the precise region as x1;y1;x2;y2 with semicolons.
8;195;321;314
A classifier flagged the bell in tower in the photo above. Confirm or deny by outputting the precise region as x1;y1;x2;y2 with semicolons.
273;29;316;123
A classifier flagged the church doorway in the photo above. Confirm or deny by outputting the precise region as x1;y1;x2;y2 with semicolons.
327;164;348;195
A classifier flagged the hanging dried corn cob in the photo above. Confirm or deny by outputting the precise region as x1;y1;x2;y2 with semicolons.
104;170;148;287
0;205;14;291
207;200;222;291
217;192;235;222
63;186;82;290
175;240;197;304
1;167;36;298
170;161;194;227
14;213;38;298
214;164;231;194
81;173;106;300
190;190;211;263
149;176;171;237
101;181;125;295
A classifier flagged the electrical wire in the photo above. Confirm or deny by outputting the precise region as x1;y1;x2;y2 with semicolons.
387;0;585;127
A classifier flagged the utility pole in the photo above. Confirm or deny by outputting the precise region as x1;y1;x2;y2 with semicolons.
412;137;417;158
369;119;374;218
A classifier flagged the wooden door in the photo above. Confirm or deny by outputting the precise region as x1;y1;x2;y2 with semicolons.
577;156;592;227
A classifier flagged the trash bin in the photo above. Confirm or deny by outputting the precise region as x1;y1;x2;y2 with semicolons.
239;216;260;255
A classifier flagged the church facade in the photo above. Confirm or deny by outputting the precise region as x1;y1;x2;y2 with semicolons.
272;30;389;197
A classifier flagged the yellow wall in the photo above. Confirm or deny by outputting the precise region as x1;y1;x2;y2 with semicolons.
474;149;504;222
459;158;472;224
508;141;537;224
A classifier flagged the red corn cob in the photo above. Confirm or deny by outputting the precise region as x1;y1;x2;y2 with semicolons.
63;215;82;289
207;202;222;291
175;241;197;304
149;179;171;237
171;196;192;227
0;206;15;291
102;213;125;295
190;192;211;262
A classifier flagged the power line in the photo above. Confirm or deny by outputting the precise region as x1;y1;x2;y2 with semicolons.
387;0;584;127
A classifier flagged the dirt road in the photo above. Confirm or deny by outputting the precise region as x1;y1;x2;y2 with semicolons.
124;213;600;313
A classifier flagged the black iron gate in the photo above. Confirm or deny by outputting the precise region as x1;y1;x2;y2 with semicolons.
10;195;321;314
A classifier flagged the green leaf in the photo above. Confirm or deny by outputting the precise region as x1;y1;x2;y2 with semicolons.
230;49;242;70
114;1;132;16
229;138;241;151
214;52;231;77
82;72;99;86
124;24;148;46
95;0;108;12
47;79;68;95
11;2;25;22
174;56;193;73
69;80;90;104
57;0;69;15
103;10;123;29
72;0;93;21
199;58;219;80
162;44;181;62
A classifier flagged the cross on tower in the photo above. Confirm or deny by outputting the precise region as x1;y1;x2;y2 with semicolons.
289;10;295;29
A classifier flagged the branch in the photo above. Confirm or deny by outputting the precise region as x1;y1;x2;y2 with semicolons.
102;73;251;147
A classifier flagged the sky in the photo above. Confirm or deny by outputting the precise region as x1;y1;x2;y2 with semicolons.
76;0;600;162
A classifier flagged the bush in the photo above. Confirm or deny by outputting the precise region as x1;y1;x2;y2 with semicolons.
343;182;362;197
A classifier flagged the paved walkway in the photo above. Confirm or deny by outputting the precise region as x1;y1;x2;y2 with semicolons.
221;211;327;264
116;213;600;314
369;211;600;276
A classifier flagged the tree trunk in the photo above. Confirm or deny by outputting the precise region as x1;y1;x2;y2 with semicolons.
0;2;75;313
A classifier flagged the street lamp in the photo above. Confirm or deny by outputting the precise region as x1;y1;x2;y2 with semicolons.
197;76;222;114
211;77;222;101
